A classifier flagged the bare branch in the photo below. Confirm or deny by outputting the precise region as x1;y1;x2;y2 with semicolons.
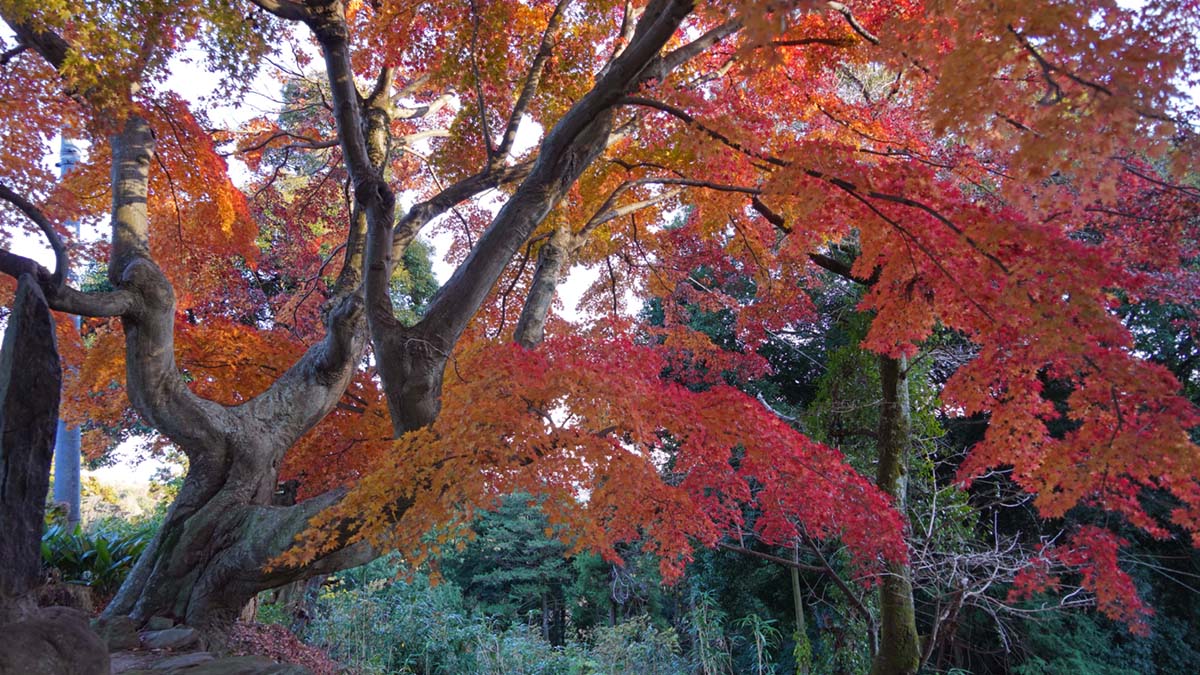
717;542;826;571
826;1;879;45
496;0;572;162
620;96;787;168
233;130;339;157
771;36;856;49
1008;25;1111;105
799;530;878;636
625;96;1014;291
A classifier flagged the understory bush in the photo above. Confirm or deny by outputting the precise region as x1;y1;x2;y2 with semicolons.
40;520;154;596
300;562;580;674
289;557;702;675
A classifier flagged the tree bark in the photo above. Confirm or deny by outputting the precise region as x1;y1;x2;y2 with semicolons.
96;117;376;628
869;356;921;675
370;0;695;435
791;561;811;675
0;276;61;621
514;228;575;349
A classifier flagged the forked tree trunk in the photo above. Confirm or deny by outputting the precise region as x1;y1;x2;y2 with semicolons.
103;466;364;626
96;118;375;628
869;356;921;675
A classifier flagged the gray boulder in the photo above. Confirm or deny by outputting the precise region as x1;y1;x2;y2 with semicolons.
0;606;110;675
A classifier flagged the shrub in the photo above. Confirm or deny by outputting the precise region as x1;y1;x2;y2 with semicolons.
301;558;591;675
41;521;153;596
587;616;686;675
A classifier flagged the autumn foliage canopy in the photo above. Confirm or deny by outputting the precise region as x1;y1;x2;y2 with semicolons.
0;0;1198;629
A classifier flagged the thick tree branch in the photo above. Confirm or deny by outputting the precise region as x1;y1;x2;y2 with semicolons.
647;17;742;81
399;160;533;233
246;0;313;22
0;250;138;316
395;93;453;121
419;0;695;341
513;228;572;348
0;15;69;70
234;294;366;457
826;1;879;45
307;14;376;192
304;10;396;338
807;252;857;281
514;175;741;348
109;117;155;284
361;0;696;434
391;160;537;259
330;204;367;299
0;43;26;67
0;182;67;288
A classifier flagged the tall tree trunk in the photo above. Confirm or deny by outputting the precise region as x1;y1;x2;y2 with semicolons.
0;276;61;621
869;356;920;675
787;552;816;672
790;564;811;675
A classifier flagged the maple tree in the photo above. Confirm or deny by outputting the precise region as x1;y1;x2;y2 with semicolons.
0;1;1197;662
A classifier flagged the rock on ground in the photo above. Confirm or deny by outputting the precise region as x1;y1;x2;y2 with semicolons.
0;606;110;675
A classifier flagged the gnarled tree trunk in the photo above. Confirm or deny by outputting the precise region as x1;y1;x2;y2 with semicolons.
96;118;375;628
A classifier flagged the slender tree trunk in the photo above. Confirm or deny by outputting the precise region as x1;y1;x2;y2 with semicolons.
869;356;920;675
790;562;811;675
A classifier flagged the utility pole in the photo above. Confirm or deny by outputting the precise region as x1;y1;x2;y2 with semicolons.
52;136;82;526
